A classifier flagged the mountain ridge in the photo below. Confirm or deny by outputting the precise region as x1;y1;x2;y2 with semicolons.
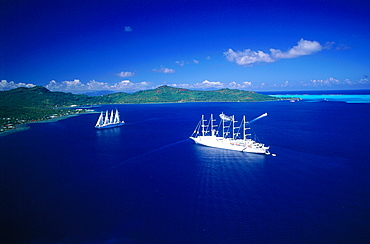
0;85;278;132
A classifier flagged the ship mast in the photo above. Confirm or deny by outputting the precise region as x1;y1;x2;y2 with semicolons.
243;115;247;140
109;110;114;123
201;115;205;136
210;114;215;136
95;112;103;127
233;115;240;140
104;110;109;125
114;109;120;123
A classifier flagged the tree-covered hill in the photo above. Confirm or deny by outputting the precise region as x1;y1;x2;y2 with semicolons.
0;85;278;131
0;86;91;107
96;85;278;103
0;85;278;109
0;86;92;130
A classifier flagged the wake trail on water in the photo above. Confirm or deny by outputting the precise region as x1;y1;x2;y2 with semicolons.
31;138;190;203
66;138;190;187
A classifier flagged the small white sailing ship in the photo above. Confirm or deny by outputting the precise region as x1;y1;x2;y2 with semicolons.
190;112;270;155
95;109;125;129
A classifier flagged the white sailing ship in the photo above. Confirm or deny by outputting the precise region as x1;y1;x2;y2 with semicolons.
190;112;270;155
95;109;125;129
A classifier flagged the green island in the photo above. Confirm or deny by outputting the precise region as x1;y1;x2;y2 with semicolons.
0;85;279;133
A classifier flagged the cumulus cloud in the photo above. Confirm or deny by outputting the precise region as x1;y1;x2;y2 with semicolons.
86;80;111;90
200;80;223;88
175;59;200;66
359;77;369;84
46;79;151;93
46;79;85;91
310;77;340;86
282;81;290;87
270;39;322;59
152;67;175;73
0;80;36;91
299;77;370;87
169;80;254;90
124;26;132;32
224;49;275;66
175;61;185;67
225;39;323;66
116;71;135;78
111;80;151;90
169;77;370;90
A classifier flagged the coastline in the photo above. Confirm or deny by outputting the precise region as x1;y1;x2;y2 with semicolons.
4;92;363;137
0;110;98;137
269;94;370;103
0;124;30;137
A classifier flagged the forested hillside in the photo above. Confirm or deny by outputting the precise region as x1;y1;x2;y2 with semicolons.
0;85;278;132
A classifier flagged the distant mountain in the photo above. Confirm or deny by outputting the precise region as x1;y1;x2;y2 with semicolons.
0;85;278;107
107;85;278;103
0;85;278;129
0;86;91;108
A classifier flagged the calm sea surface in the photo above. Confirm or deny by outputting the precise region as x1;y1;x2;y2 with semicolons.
1;95;369;243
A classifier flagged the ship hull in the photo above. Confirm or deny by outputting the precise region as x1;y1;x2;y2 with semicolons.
95;122;125;129
190;136;269;155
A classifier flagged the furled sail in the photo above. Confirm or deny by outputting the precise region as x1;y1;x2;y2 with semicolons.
219;112;233;121
249;113;268;124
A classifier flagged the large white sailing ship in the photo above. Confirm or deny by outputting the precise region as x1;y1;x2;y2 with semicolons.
190;112;270;155
95;109;125;129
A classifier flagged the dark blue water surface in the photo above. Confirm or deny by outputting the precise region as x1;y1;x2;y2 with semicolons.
1;100;369;243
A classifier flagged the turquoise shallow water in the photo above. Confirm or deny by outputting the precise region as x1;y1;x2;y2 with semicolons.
270;94;370;103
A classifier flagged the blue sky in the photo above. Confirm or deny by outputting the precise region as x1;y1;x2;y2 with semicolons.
1;0;369;93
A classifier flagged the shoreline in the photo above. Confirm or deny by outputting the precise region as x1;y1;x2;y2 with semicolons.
0;111;98;137
0;100;282;137
0;124;30;137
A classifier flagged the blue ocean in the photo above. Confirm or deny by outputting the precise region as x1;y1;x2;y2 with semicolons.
1;91;369;243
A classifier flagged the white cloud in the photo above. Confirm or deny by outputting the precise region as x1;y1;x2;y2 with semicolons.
358;78;369;84
310;77;340;86
323;41;335;50
46;79;152;93
323;41;350;50
336;43;351;50
270;39;322;59
282;81;290;87
225;39;323;66
175;59;200;66
46;79;85;91
116;71;135;78
124;26;132;32
224;49;274;66
175;61;185;67
200;80;223;88
152;67;175;73
169;80;254;90
299;77;370;87
0;80;36;90
86;80;111;90
109;80;149;90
